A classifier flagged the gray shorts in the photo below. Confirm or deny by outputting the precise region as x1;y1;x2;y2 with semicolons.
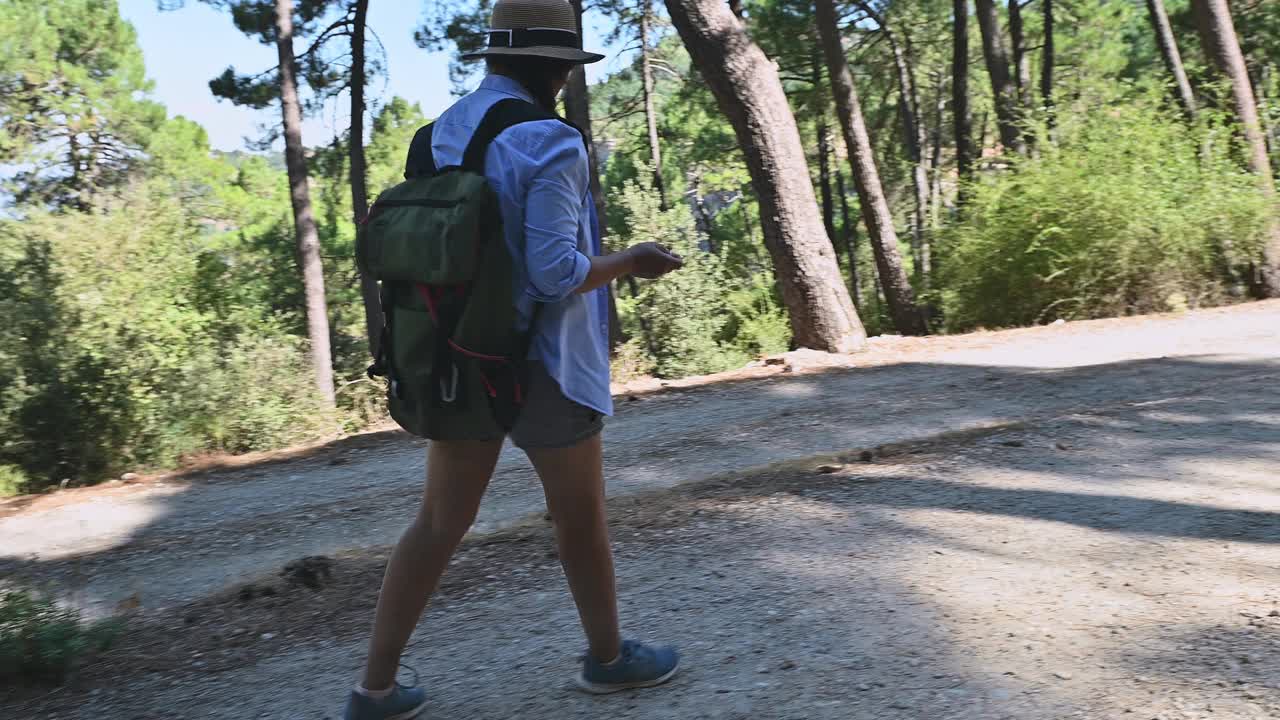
507;362;605;450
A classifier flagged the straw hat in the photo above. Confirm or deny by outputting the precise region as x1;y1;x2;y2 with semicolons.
462;0;605;64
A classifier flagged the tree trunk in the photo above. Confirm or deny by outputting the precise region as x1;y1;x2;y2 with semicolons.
813;51;838;250
835;167;860;305
1041;0;1055;125
953;0;975;190
349;0;381;361
886;30;931;284
814;0;925;336
275;0;335;406
975;0;1025;154
1146;0;1198;120
688;170;718;253
666;0;867;351
640;0;667;209
1008;0;1032;106
818;122;838;252
929;70;945;224
565;0;625;351
1192;0;1280;296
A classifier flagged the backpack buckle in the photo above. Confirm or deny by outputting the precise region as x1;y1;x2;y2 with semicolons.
439;364;459;403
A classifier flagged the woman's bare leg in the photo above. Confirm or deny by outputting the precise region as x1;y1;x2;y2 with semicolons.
361;438;504;690
525;433;622;663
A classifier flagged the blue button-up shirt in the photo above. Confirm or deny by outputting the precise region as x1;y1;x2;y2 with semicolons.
430;74;613;416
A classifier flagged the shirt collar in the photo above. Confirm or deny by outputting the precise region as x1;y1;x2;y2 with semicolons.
480;73;536;103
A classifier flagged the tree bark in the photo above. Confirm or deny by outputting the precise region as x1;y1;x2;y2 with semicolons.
1192;0;1280;296
975;0;1025;154
1041;0;1055;125
639;0;667;209
814;0;925;336
349;0;381;361
1008;0;1032;106
929;70;945;224
813;52;838;250
818;122;838;252
1146;0;1198;120
565;0;625;351
666;0;867;351
886;30;931;284
688;170;717;253
835;167;860;305
953;0;975;190
275;0;335;406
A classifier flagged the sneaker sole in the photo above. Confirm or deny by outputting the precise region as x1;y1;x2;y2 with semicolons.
385;699;429;720
573;661;681;695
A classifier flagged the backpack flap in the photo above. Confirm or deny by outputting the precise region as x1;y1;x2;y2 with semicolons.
357;171;498;287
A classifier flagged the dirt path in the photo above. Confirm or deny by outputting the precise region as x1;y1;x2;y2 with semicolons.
2;302;1279;619
6;326;1278;719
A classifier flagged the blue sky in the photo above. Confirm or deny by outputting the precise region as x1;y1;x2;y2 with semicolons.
118;1;629;151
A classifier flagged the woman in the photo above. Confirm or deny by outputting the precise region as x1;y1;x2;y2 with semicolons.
344;1;684;718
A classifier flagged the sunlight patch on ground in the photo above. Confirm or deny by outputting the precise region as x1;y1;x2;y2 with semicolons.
761;381;820;398
0;486;184;562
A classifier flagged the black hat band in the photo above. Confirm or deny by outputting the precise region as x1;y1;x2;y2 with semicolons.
487;27;581;50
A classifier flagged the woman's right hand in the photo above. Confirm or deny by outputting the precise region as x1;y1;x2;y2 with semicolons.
626;242;685;279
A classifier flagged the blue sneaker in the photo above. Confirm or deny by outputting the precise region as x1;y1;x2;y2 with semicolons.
576;639;680;694
342;683;427;720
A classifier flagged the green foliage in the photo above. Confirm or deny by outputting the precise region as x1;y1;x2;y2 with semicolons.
0;0;165;208
723;274;792;357
0;589;119;684
415;0;495;94
200;0;376;118
940;99;1271;331
5;0;1280;494
0;179;342;489
0;465;27;496
610;173;755;377
589;25;788;374
366;98;430;193
609;338;657;383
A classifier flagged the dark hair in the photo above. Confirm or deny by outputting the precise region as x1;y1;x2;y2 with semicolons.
485;56;575;109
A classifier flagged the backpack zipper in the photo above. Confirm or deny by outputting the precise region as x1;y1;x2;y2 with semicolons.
363;197;465;225
374;198;465;209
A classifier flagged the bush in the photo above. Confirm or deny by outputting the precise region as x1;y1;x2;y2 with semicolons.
722;274;791;357
610;176;748;378
181;332;339;454
940;99;1272;331
610;338;656;384
0;590;119;684
0;187;343;491
0;465;26;496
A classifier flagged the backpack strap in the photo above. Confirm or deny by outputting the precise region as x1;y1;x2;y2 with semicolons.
404;123;437;180
404;99;584;179
461;98;582;173
456;97;582;341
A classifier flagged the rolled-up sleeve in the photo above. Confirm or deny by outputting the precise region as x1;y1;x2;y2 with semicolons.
523;123;591;303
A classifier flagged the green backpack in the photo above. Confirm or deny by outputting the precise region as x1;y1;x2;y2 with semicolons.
356;98;578;440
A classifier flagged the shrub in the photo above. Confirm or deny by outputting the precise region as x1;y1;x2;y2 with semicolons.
0;590;119;684
722;274;791;357
181;332;339;454
610;175;747;378
0;465;26;497
0;187;342;491
940;99;1272;331
610;338;657;384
